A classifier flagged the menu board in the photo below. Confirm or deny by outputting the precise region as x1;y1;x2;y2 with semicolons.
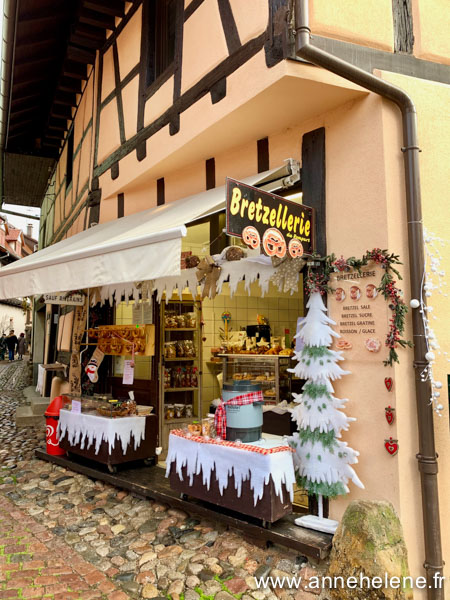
328;266;389;363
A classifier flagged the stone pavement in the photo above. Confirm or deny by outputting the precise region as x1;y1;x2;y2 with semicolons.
0;495;128;599
0;361;325;600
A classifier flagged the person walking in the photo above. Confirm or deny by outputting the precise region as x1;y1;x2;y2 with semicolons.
6;330;18;362
0;334;6;361
17;333;27;360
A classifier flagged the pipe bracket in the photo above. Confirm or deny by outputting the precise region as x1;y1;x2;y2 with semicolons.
413;360;428;369
423;562;445;570
416;453;439;474
401;145;422;152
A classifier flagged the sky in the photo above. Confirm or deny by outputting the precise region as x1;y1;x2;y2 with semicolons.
0;2;41;240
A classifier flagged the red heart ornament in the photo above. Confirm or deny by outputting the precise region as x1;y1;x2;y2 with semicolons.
385;406;395;425
385;437;398;456
384;377;393;392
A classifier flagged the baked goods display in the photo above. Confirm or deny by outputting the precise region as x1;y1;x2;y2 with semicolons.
90;325;154;356
95;399;137;418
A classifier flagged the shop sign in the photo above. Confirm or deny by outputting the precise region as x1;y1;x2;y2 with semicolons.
328;265;390;363
226;178;314;258
44;292;85;306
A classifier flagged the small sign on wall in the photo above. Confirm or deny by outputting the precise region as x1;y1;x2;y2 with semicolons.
328;265;390;363
44;292;85;306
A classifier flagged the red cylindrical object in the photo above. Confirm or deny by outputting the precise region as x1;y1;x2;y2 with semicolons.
44;395;67;456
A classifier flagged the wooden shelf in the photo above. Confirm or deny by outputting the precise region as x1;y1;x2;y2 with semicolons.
165;387;198;392
164;328;197;332
164;357;197;361
164;417;198;423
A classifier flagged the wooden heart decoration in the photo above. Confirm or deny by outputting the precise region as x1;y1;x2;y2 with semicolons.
384;377;393;392
385;406;395;425
385;437;398;456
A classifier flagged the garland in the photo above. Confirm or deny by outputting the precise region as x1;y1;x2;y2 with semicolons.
305;248;412;367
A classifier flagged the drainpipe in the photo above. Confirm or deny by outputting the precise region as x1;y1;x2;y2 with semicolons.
294;1;443;598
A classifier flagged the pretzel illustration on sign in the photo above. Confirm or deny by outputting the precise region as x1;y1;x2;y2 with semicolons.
262;228;286;258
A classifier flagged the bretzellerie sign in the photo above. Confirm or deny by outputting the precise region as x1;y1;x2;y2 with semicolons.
328;265;390;363
226;178;314;258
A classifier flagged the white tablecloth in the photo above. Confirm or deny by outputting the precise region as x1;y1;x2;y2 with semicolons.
165;431;295;506
58;409;146;455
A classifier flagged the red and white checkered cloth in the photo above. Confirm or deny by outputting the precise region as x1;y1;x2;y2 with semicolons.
214;391;264;439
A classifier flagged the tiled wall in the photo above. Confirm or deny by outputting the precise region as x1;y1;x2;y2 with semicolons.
201;279;303;410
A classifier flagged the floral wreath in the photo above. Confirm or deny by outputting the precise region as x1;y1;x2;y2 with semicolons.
305;248;413;367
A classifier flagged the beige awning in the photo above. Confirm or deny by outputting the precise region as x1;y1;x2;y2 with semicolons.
0;161;298;299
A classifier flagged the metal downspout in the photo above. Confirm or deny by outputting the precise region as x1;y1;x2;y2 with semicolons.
294;1;443;598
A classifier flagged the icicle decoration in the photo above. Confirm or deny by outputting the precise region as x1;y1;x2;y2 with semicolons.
165;434;295;506
58;410;146;455
418;227;448;417
215;255;275;297
152;269;200;303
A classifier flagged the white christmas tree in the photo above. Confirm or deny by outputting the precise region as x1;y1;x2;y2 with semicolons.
287;291;364;532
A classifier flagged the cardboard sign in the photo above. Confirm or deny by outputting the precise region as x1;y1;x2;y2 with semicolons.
226;178;314;258
44;292;85;306
328;265;390;363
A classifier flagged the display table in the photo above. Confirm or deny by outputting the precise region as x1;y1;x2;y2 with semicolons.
58;409;158;472
166;430;295;524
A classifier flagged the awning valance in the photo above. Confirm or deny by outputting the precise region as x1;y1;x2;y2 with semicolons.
0;160;299;300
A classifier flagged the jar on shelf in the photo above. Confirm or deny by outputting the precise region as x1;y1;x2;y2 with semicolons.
185;404;193;418
174;404;185;418
164;368;171;389
190;367;198;388
165;404;175;419
164;341;177;358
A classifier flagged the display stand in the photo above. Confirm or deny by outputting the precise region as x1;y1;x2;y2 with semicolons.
166;430;295;525
159;300;202;452
58;410;158;473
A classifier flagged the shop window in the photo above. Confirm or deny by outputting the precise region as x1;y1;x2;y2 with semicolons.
65;130;74;189
146;0;178;87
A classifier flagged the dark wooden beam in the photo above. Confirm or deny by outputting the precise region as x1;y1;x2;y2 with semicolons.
11;94;41;109
50;106;73;120
301;127;326;257
67;45;96;64
53;92;78;107
9;105;38;119
58;78;83;94
8;119;34;132
14;54;55;69
12;76;45;90
48;119;68;132
79;9;116;30
69;32;103;50
45;133;65;141
75;23;107;42
83;0;125;18
62;61;88;80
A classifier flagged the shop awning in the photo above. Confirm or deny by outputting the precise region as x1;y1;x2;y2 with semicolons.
0;161;298;299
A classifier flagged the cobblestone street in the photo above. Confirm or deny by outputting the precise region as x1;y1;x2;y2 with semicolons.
0;362;322;600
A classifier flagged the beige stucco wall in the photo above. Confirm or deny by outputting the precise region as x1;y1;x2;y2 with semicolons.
309;0;394;52
412;0;450;65
380;69;450;593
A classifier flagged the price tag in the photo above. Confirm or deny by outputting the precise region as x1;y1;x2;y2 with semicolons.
123;360;134;385
71;400;81;414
